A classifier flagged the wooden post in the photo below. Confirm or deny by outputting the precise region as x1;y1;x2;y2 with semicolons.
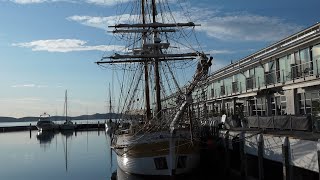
29;123;32;139
240;132;247;179
317;139;320;180
224;130;230;176
282;137;292;180
257;134;264;180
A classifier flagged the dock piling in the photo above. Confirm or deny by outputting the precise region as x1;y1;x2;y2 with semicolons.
282;136;292;180
224;130;230;176
257;134;264;180
317;139;320;180
240;132;247;180
29;123;32;139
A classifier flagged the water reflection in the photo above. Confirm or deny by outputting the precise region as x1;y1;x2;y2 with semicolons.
36;130;75;172
115;166;206;180
36;130;58;144
0;130;116;180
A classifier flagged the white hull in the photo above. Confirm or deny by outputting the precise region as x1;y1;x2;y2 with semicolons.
113;130;200;176
117;152;200;176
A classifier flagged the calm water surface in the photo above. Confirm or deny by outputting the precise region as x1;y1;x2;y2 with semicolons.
0;129;116;180
0;119;105;127
0;127;233;180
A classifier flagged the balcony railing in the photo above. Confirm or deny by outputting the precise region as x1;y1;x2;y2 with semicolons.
289;61;314;80
209;59;320;96
265;70;280;85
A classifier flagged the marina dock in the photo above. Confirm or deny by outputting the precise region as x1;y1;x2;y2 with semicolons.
1;122;104;132
199;124;320;180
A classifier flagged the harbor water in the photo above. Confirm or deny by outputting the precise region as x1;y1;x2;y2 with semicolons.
0;129;117;180
0;123;238;180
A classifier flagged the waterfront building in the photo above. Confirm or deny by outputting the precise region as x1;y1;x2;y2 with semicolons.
179;23;320;131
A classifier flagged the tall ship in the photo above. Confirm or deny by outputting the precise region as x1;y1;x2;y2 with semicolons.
96;0;213;176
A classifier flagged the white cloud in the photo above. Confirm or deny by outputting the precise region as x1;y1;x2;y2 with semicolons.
208;49;235;55
67;14;136;31
10;0;47;4
69;8;301;42
11;84;49;88
86;0;131;6
10;0;131;5
12;39;125;52
12;84;35;88
190;9;302;41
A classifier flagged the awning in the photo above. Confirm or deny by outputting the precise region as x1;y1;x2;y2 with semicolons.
237;92;257;98
283;79;320;90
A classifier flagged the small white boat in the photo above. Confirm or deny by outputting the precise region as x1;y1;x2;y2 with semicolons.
36;112;58;131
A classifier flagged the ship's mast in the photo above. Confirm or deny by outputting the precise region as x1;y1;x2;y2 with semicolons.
108;84;112;121
141;0;152;121
97;0;201;122
151;0;162;120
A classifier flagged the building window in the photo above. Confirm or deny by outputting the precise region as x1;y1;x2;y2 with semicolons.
232;81;238;93
246;77;255;90
248;97;267;116
177;156;187;168
312;44;320;75
154;157;168;170
271;95;286;115
220;86;225;96
299;91;320;115
242;100;248;116
211;88;214;98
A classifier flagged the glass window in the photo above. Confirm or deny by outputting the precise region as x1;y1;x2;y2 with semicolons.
271;95;287;115
238;73;246;92
255;66;265;88
279;56;289;82
298;91;320;115
154;157;168;170
313;44;320;75
300;48;312;76
177;156;187;168
213;82;221;97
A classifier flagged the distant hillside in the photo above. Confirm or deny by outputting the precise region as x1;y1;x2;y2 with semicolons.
0;113;121;122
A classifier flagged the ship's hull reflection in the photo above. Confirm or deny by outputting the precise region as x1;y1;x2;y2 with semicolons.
115;166;203;180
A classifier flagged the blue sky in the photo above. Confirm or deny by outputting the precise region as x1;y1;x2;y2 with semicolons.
0;0;319;118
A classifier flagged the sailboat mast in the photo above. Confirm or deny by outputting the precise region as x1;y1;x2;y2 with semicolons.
142;0;151;121
65;135;68;171
65;90;68;121
151;0;162;120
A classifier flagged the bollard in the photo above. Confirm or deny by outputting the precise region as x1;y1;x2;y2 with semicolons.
317;139;320;180
257;134;264;180
239;132;247;180
282;137;292;180
224;130;230;176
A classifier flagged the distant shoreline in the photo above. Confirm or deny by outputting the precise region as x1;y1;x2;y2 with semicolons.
0;113;120;123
